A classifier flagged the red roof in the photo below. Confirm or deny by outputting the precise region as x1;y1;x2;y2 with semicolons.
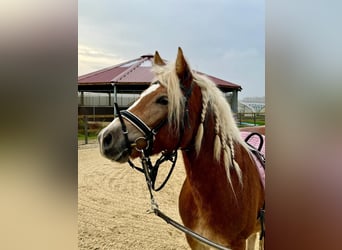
78;55;241;91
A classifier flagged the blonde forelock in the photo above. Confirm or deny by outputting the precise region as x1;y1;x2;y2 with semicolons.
152;63;185;135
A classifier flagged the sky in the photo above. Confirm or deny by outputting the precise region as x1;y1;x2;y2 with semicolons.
78;0;264;98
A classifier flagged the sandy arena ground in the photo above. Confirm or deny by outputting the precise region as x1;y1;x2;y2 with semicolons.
78;140;260;250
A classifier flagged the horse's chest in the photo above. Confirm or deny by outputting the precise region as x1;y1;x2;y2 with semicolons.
193;219;227;247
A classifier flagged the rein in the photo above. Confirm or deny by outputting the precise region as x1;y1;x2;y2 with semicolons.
139;150;231;250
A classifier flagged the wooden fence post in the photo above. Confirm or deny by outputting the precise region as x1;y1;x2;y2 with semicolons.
83;115;88;144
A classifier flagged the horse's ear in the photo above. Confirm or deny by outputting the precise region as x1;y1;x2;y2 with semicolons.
154;51;165;66
175;47;192;85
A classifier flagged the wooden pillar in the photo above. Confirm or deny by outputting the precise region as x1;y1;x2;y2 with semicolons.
83;115;88;144
80;91;84;106
113;84;118;115
231;90;238;114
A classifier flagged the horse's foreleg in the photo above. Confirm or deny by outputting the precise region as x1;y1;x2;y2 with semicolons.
179;179;207;249
185;235;210;250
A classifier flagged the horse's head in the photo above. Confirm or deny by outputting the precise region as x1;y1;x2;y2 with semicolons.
98;48;201;163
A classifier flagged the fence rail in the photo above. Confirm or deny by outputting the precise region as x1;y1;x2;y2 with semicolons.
237;112;265;126
78;114;115;121
78;112;265;144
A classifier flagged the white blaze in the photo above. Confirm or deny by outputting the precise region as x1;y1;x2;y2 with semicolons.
128;83;161;110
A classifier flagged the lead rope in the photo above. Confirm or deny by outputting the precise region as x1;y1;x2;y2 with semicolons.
139;151;231;250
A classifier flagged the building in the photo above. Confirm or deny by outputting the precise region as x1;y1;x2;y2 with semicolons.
78;54;242;120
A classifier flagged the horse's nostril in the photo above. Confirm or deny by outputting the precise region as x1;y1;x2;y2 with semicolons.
103;132;113;148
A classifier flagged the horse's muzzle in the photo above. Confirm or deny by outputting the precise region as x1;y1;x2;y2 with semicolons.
98;130;130;163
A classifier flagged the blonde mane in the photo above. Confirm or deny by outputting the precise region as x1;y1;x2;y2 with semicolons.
152;62;248;186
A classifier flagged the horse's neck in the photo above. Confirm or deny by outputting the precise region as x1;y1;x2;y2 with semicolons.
181;141;260;221
182;147;225;184
181;125;245;199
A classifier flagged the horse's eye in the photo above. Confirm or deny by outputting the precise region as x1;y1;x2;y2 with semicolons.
156;96;168;105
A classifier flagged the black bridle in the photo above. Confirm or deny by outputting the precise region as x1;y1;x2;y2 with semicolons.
113;80;194;190
114;102;177;192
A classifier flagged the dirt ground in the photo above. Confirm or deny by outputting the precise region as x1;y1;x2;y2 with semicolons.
78;140;189;250
78;140;260;250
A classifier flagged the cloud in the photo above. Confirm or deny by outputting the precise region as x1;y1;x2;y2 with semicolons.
78;0;264;97
223;48;260;61
78;44;126;75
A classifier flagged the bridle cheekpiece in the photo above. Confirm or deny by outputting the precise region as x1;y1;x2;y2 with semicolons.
114;102;177;192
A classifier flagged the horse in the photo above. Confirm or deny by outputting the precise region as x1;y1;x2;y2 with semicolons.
98;48;265;250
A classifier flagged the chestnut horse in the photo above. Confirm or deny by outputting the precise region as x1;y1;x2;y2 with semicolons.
98;48;265;250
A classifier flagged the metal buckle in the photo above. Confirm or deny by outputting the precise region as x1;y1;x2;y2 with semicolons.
131;137;149;152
